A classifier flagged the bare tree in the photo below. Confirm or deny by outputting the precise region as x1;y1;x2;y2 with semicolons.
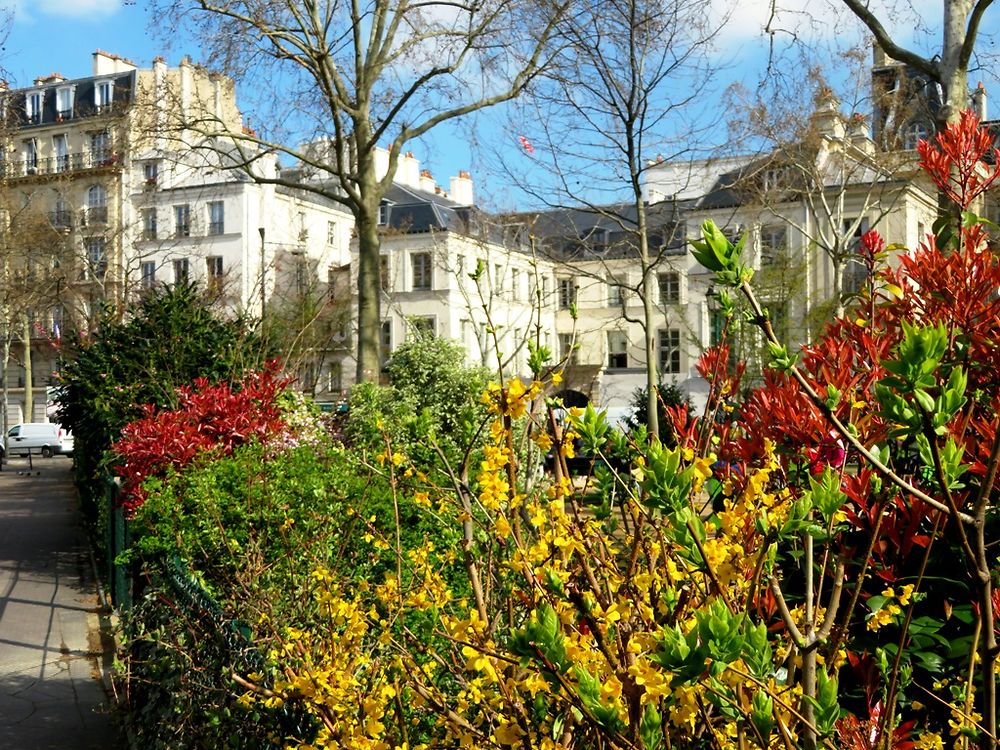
495;0;721;439
150;0;569;383
839;0;992;130
0;197;74;433
727;54;927;320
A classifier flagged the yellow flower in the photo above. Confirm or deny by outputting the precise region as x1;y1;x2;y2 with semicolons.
534;431;553;452
495;515;512;538
914;733;944;750
898;583;916;606
493;720;523;745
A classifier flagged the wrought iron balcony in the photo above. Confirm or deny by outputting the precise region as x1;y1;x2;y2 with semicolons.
1;150;122;179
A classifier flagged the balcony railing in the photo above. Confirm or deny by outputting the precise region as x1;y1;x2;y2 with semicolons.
1;150;122;179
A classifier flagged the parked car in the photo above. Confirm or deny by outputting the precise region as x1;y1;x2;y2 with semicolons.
1;423;73;459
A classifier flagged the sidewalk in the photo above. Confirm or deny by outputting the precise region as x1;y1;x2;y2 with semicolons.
0;456;123;749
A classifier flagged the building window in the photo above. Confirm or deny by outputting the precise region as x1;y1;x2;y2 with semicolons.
294;255;307;294
559;333;577;365
90;131;110;165
494;263;504;296
379;255;390;292
140;261;156;290
607;330;628;369
143;161;159;186
378;201;389;226
23;139;37;174
95;80;113;111
327;362;343;393
412;252;432;291
53;134;69;172
760;225;787;265
51;197;71;228
173;258;190;285
903;121;929;150
208;201;225;235
558;277;576;309
85;237;107;280
326;220;337;246
380;320;392;365
86;184;107;224
658;271;680;304
409;316;435;339
658;329;681;374
207;256;224;291
607;277;626;307
842;217;870;296
25;91;42;123
142;208;157;240
55;86;74;118
174;204;191;238
511;269;521;302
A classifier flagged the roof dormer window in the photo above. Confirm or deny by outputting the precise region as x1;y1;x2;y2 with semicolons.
25;91;42;124
55;86;74;119
95;80;113;112
378;200;390;226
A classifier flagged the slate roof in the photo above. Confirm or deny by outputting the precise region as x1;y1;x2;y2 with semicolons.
381;183;469;233
523;200;692;261
5;70;136;128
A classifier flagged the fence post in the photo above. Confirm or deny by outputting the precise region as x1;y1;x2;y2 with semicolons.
106;477;131;610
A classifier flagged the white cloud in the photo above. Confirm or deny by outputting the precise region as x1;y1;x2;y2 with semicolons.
710;0;944;48
8;0;122;22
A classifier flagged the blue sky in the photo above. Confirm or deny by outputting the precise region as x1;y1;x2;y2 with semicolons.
2;1;996;207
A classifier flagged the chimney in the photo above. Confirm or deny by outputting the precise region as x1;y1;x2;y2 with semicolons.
399;151;420;189
374;146;390;182
450;170;474;206
34;73;66;86
92;50;137;76
872;40;887;67
419;169;436;193
810;88;844;139
848;112;874;155
974;82;988;121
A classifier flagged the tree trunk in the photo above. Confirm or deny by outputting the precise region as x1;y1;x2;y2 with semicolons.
937;1;974;221
355;180;382;384
636;207;659;442
22;317;32;423
1;334;9;437
832;257;845;319
940;1;973;128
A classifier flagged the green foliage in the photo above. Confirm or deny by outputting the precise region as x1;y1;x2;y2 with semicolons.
347;333;490;471
125;435;467;748
624;381;692;438
690;220;753;287
383;332;489;437
55;284;262;525
639;440;696;513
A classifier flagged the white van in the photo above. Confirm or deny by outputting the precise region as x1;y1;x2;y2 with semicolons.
1;423;73;459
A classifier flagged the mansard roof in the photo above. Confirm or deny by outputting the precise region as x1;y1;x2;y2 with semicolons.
4;70;136;129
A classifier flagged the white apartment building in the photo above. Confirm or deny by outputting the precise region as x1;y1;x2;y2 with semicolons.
0;46;980;428
0;52;354;424
323;152;558;391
